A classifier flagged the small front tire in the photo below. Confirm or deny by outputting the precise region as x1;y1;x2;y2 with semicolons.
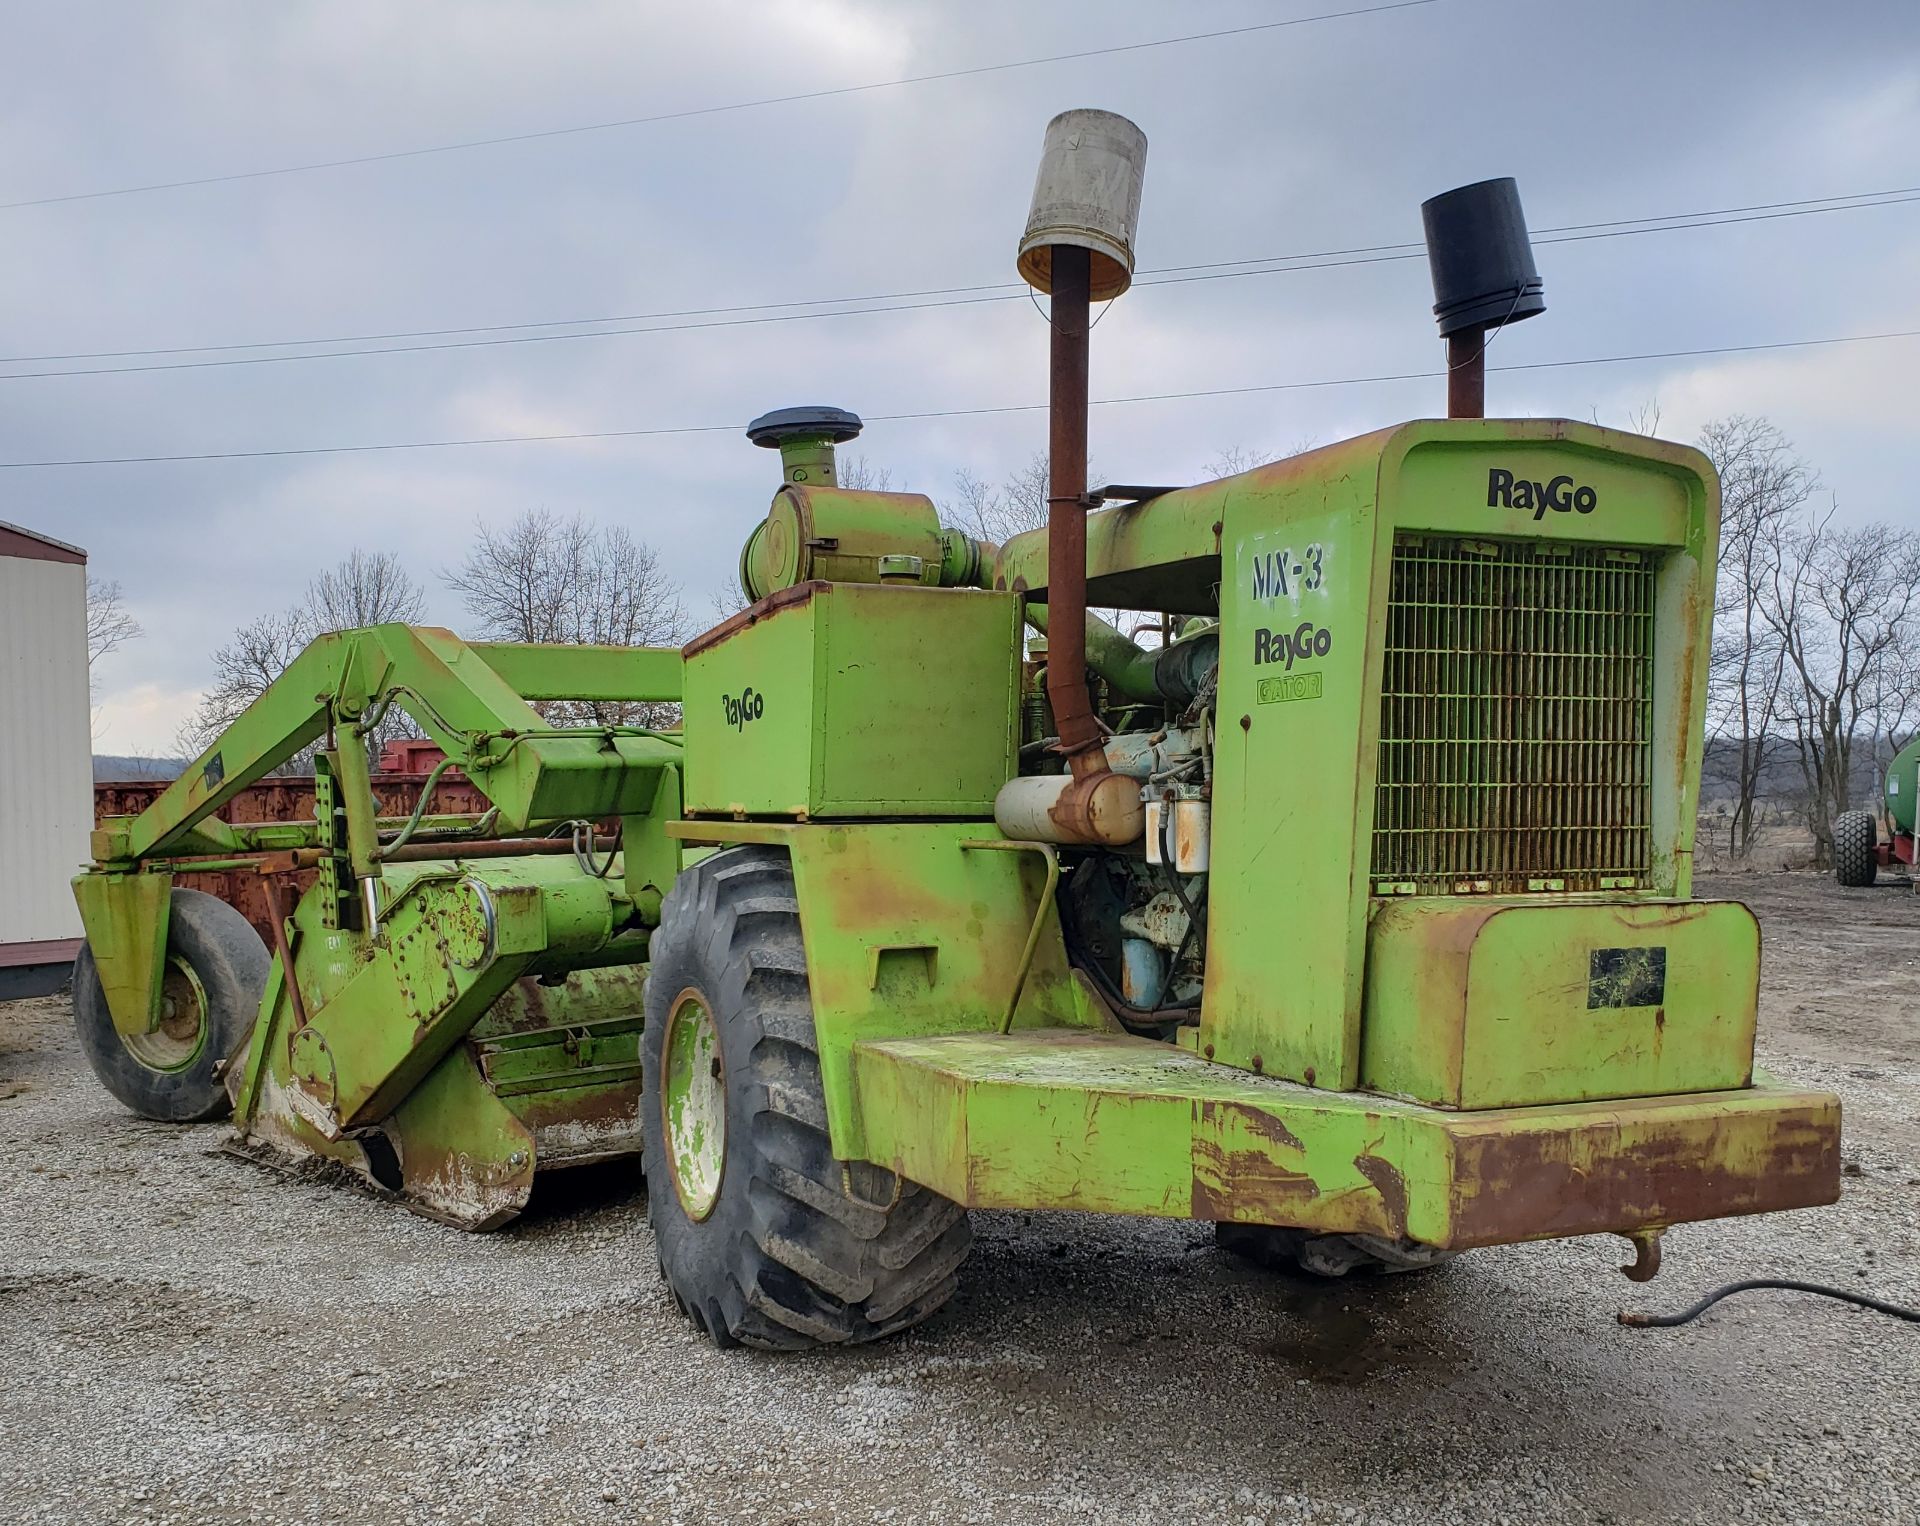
72;888;269;1122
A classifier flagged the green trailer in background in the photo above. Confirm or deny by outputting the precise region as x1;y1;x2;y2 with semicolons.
1834;734;1920;886
69;110;1839;1349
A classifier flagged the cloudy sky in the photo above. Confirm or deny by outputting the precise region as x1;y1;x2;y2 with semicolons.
4;0;1916;755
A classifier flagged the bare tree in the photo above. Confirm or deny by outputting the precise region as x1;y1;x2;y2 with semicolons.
306;548;425;632
837;455;893;492
1760;508;1920;865
1201;437;1318;481
86;578;141;668
1595;399;1664;437
175;550;427;764
946;452;1055;544
943;452;1145;637
85;578;143;723
175;609;311;761
1203;446;1270;479
1698;416;1816;858
445;509;687;728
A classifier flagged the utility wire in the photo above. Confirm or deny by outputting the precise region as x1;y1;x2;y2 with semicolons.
3;189;1916;382
0;1;1435;212
3;324;1913;470
18;183;1907;366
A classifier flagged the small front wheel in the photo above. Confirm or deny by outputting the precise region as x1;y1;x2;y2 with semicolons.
72;888;269;1122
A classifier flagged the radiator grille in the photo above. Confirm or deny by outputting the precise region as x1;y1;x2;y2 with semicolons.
1371;534;1655;896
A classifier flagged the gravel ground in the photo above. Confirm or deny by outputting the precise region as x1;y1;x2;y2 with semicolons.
2;871;1915;1525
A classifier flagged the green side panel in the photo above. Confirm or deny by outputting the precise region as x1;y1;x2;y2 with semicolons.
1202;442;1379;1088
682;597;818;816
465;642;681;703
622;764;682;925
849;1030;1840;1248
71;871;173;1037
1360;899;1759;1109
682;583;1019;818
765;821;1104;1160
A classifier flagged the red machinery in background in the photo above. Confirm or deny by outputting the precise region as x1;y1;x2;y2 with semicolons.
93;743;482;942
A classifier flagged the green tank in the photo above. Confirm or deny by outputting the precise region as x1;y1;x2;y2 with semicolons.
1885;734;1919;839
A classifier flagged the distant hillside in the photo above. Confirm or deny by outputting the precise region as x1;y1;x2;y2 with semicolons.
1700;735;1894;807
93;755;188;782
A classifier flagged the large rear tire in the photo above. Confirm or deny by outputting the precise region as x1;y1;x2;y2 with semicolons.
641;847;972;1349
72;888;269;1122
1833;811;1878;887
1217;1223;1456;1277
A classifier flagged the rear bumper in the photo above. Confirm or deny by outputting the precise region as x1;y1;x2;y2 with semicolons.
849;1030;1840;1249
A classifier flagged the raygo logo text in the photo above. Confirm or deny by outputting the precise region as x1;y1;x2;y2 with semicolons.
721;687;764;732
1253;622;1332;670
1487;467;1598;519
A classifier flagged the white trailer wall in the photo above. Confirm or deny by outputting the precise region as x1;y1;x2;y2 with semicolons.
0;523;92;965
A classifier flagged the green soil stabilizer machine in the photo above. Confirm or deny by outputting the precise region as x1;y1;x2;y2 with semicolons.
72;111;1840;1348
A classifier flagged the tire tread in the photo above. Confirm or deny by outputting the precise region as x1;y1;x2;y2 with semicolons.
643;846;971;1349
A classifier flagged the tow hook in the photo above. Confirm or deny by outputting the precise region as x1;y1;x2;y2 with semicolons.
1619;1229;1664;1282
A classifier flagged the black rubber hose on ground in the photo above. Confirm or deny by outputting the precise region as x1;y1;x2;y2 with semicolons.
1620;1278;1920;1328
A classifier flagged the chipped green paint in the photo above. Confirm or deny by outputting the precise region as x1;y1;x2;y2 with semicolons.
848;1030;1840;1245
661;991;726;1220
124;955;209;1073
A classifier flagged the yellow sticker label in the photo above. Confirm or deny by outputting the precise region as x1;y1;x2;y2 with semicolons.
1257;671;1323;705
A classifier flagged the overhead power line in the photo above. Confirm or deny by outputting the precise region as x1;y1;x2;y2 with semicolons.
2;187;1916;382
3;324;1913;470
0;1;1435;212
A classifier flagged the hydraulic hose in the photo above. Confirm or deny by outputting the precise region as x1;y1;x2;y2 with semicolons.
1619;1277;1920;1328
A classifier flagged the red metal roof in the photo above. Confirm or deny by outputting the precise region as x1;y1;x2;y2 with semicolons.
0;519;86;565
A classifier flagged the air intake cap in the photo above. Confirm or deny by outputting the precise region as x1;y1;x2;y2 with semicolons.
746;405;863;448
1421;177;1546;337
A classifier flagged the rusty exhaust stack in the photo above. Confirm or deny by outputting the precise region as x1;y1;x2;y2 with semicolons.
1007;109;1148;846
1045;244;1097;772
1421;177;1545;419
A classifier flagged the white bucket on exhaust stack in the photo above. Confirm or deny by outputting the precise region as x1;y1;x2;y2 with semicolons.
1016;108;1148;301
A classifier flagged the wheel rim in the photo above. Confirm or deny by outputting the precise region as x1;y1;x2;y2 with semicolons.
660;990;726;1221
123;956;209;1073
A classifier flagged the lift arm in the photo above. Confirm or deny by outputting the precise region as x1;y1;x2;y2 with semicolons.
95;625;684;865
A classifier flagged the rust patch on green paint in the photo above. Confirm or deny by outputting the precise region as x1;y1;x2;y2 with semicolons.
1353;1154;1409;1238
1445;1095;1841;1249
1190;1100;1317;1223
1231;1103;1304;1154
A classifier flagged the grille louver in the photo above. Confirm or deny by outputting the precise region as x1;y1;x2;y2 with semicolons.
1371;534;1655;895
